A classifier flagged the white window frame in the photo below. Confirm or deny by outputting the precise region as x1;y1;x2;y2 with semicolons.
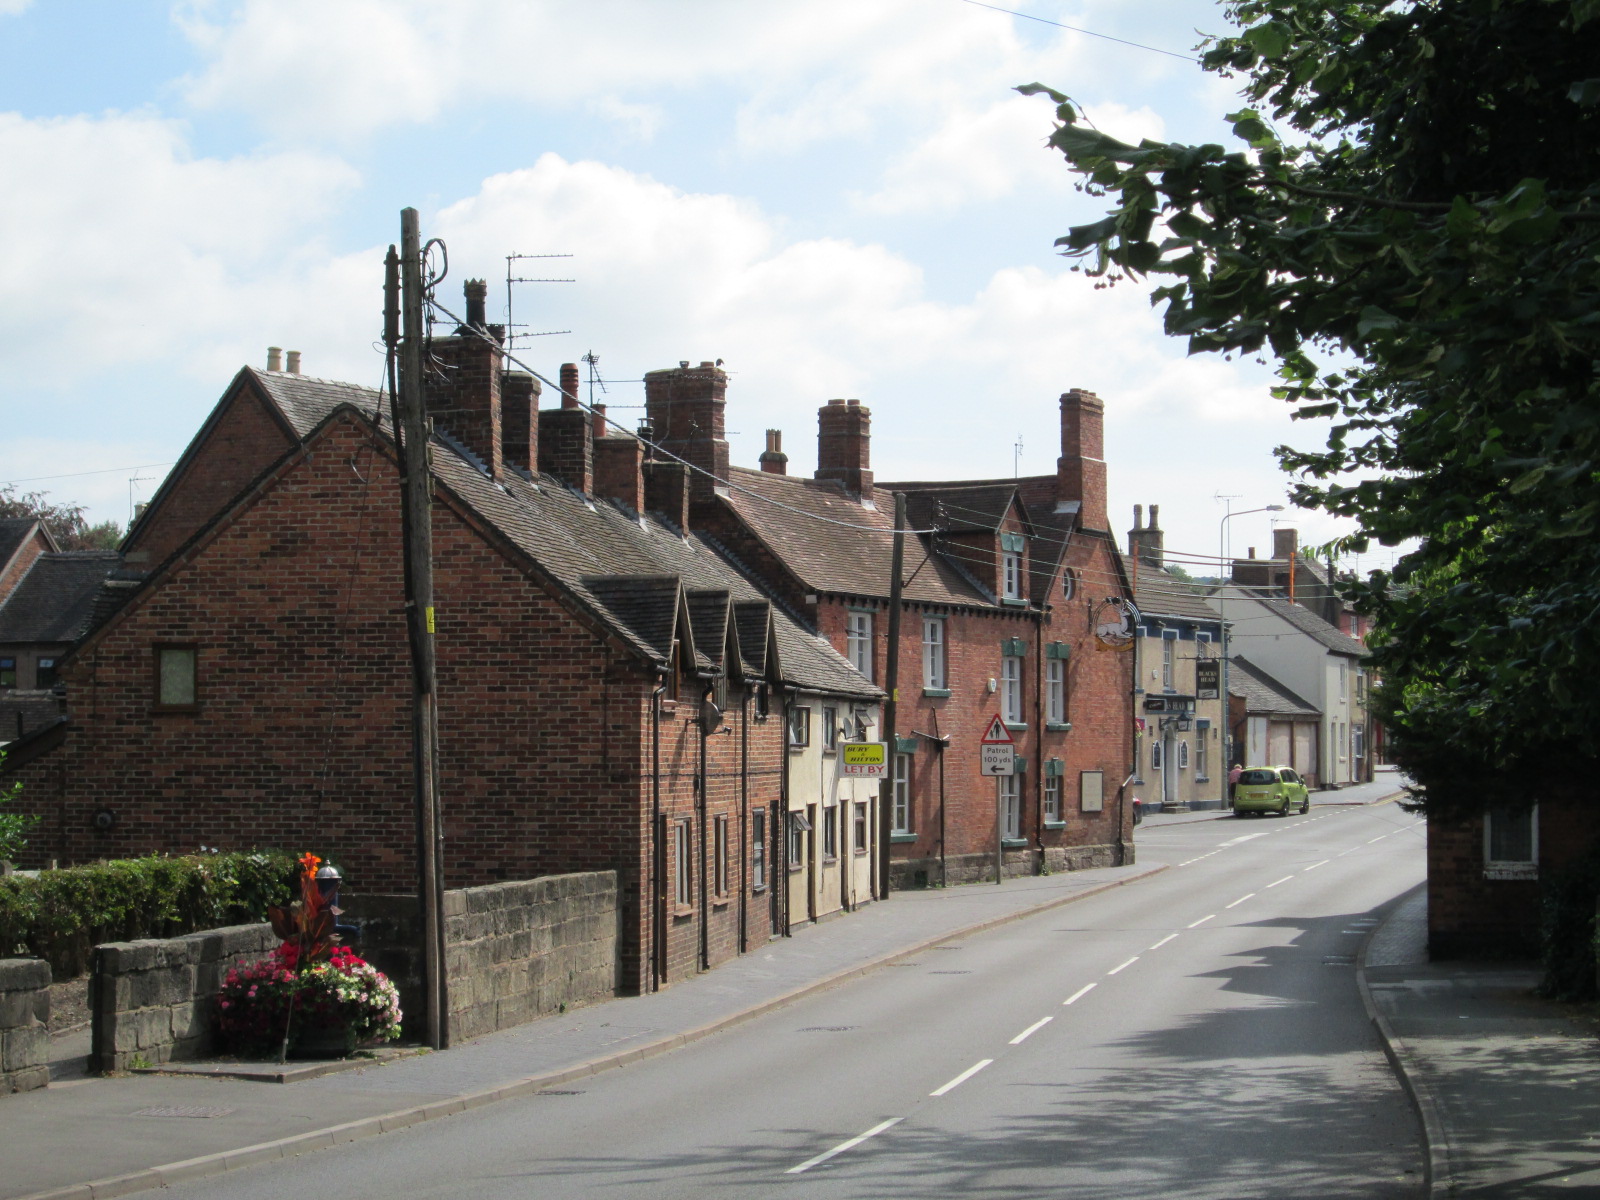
1195;720;1210;780
1044;774;1062;822
1161;630;1177;690
822;804;838;862
788;811;809;870
1000;774;1022;839
674;817;693;909
1001;654;1023;725
1178;740;1190;769
822;704;839;753
853;801;868;855
714;814;729;897
892;753;913;834
751;809;767;891
922;617;947;690
1002;551;1023;600
788;705;810;748
1483;805;1538;880
847;611;874;680
1046;659;1065;725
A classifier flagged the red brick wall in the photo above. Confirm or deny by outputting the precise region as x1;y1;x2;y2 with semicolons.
1427;799;1596;958
0;526;51;602
126;382;297;568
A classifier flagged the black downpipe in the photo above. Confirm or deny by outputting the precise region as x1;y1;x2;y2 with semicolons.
698;683;711;973
738;688;749;954
1034;610;1046;871
932;707;948;887
650;683;665;992
779;688;793;937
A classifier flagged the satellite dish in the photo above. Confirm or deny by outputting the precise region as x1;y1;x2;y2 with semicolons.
700;699;725;732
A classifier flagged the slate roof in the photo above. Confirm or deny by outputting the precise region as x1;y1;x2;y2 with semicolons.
1237;589;1367;657
1228;656;1320;718
241;369;878;701
0;552;125;643
1122;555;1221;624
720;467;990;608
902;483;1019;535
0;519;43;573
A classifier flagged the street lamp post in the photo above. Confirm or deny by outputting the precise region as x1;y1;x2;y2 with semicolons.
1219;503;1284;798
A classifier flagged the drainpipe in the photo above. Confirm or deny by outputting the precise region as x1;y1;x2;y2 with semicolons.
698;681;712;973
1033;607;1046;872
738;688;749;954
779;687;793;937
932;707;948;887
650;682;665;992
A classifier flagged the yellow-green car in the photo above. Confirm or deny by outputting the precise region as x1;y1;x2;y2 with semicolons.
1233;766;1310;816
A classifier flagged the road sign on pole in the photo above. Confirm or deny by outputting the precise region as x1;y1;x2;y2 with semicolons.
980;744;1016;776
979;715;1013;745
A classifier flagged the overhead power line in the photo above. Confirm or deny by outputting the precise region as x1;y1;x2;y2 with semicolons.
957;0;1197;62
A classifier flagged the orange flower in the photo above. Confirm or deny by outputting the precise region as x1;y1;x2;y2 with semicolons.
298;852;322;878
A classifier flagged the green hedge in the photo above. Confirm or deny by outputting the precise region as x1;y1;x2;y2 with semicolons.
0;851;296;978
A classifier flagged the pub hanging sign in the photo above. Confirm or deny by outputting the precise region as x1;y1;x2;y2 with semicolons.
1196;659;1220;700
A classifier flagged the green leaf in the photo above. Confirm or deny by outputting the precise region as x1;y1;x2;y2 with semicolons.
1242;20;1292;60
1568;78;1600;105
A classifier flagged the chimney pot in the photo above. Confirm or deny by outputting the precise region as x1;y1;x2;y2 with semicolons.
1149;503;1160;529
285;350;301;375
463;279;488;330
1133;504;1143;530
1248;547;1256;559
592;403;608;441
267;346;283;371
699;361;714;369
560;363;581;410
759;428;788;475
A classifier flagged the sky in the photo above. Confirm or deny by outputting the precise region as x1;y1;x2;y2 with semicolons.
0;0;1386;577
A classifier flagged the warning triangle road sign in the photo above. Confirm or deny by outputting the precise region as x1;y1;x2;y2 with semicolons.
979;714;1014;745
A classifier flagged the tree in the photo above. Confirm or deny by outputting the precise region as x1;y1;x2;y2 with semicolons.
1024;0;1600;818
0;485;121;551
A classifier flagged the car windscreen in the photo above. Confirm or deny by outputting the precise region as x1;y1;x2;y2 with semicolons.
1238;770;1278;785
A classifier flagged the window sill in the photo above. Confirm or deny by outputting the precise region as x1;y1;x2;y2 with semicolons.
854;848;869;856
890;833;918;843
752;885;768;895
823;856;838;865
712;899;730;910
1004;722;1027;732
1043;820;1067;830
788;745;808;753
1045;722;1071;732
153;705;200;715
1001;837;1029;848
1001;598;1028;607
672;906;694;919
923;688;951;698
788;865;805;874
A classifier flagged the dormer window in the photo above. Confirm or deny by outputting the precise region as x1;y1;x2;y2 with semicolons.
1000;532;1026;602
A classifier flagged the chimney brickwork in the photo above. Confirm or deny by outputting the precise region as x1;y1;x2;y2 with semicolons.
815;399;873;503
426;279;505;482
595;434;645;511
642;459;691;530
1127;503;1164;569
501;371;541;476
643;362;729;506
759;429;788;475
1057;389;1107;532
539;408;593;494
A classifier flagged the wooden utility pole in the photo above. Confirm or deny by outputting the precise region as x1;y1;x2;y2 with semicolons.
877;492;906;900
394;208;448;1049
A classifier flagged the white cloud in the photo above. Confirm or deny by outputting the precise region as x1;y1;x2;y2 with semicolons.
0;0;34;15
0;111;360;387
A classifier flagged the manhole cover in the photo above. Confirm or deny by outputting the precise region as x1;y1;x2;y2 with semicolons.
132;1105;236;1119
930;970;972;975
798;1026;858;1033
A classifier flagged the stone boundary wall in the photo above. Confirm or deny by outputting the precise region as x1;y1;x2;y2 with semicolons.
446;871;619;1041
1;958;50;1093
90;924;277;1072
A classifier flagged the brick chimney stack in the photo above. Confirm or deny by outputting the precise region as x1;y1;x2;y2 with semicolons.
501;371;541;476
759;429;788;475
815;399;873;504
1057;388;1107;532
1127;503;1163;569
643;361;730;507
593;413;645;511
426;279;505;482
540;362;592;493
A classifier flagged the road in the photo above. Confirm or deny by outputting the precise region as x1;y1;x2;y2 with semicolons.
166;800;1427;1199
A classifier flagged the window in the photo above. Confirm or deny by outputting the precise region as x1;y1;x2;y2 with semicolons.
1339;661;1348;702
1002;550;1023;600
1060;569;1076;601
822;705;839;752
674;818;693;909
1195;631;1212;656
847;611;873;680
892;752;914;834
1485;805;1537;876
854;802;868;854
922;617;947;690
1195;720;1210;779
1001;654;1023;724
155;645;198;709
0;657;14;689
714;815;729;897
1001;774;1022;839
1044;774;1062;821
751;809;767;891
788;811;809;870
1151;739;1163;771
1178;740;1190;769
754;684;770;721
788;705;810;748
823;805;838;861
1161;631;1177;690
35;657;57;689
1046;659;1065;725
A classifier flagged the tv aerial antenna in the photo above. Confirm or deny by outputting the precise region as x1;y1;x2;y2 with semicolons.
504;252;574;350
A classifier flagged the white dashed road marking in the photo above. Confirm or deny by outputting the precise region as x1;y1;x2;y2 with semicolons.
1009;1017;1053;1045
931;1060;993;1097
786;1118;904;1174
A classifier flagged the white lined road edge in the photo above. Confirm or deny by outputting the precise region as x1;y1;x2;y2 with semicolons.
1107;957;1139;976
1187;914;1215;928
785;1118;904;1174
931;1059;993;1097
1063;983;1096;1006
1009;1016;1053;1045
1225;893;1256;909
1303;860;1329;871
1266;875;1294;888
1148;934;1178;950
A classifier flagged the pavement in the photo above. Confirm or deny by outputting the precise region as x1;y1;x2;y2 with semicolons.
7;772;1593;1200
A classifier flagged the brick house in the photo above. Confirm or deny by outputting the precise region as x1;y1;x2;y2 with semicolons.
1122;506;1226;811
641;363;1136;885
4;287;878;994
